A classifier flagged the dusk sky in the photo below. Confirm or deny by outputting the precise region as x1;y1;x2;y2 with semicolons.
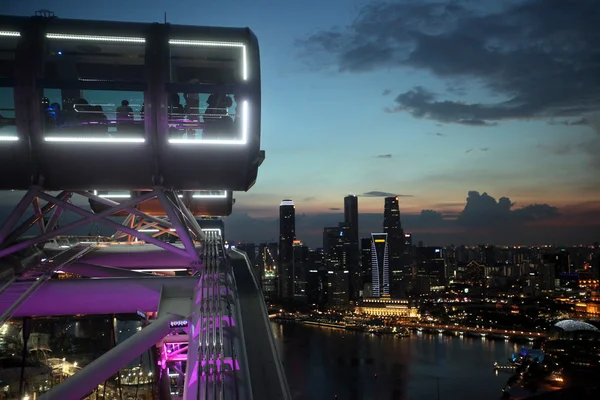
1;0;599;247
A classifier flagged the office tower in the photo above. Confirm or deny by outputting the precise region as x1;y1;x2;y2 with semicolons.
371;233;390;298
306;249;326;306
415;246;446;293
259;242;279;300
344;195;360;300
361;237;372;296
323;225;350;306
384;196;404;296
278;200;295;301
292;240;309;303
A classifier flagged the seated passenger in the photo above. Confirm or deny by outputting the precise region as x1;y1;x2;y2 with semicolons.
168;93;185;137
184;79;200;139
41;97;55;131
116;100;134;133
45;103;64;131
203;94;234;138
88;105;108;134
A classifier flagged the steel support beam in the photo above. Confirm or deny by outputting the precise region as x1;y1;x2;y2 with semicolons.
40;296;189;400
0;188;36;245
64;263;152;278
5;277;198;317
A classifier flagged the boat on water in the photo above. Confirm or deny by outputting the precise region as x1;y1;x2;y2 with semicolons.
395;327;410;338
508;347;544;366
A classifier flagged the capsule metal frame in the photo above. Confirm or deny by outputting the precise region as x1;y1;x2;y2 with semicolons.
0;15;263;192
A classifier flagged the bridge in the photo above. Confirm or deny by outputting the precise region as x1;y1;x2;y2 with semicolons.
0;14;289;400
404;322;548;340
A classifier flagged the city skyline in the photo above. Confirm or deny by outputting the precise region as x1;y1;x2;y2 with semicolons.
1;0;599;246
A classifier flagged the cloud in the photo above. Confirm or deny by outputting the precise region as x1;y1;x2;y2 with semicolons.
456;191;560;228
374;154;393;158
361;191;413;197
465;147;489;154
300;0;600;126
435;132;445;137
221;190;597;247
382;89;392;96
419;209;445;226
1;191;596;249
302;196;317;202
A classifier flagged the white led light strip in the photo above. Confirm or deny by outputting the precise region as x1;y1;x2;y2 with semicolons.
44;137;145;143
46;33;145;43
193;191;227;198
169;101;248;145
93;190;131;198
0;31;20;37
169;39;247;80
169;39;243;47
0;136;19;141
91;191;226;199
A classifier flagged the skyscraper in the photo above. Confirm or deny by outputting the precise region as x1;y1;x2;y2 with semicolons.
383;196;404;296
361;237;372;297
344;195;360;300
279;199;295;301
323;225;350;306
371;233;390;298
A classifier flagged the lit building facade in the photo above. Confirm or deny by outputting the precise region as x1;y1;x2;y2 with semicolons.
384;197;405;296
278;200;295;301
344;195;360;300
371;233;389;298
356;298;419;319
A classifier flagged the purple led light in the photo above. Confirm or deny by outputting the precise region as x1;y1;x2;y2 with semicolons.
170;320;189;328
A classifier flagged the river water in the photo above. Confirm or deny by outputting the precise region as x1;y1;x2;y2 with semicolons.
272;322;518;400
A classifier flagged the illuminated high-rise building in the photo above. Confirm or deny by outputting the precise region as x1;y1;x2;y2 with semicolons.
344;195;360;300
371;233;390;298
278;199;295;301
384;196;404;295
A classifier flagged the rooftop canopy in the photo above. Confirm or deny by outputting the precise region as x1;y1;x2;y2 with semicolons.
554;319;600;332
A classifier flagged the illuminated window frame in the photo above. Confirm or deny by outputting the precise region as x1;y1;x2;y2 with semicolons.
168;101;249;146
46;33;145;43
42;33;146;143
0;32;19;141
168;39;247;81
41;34;249;144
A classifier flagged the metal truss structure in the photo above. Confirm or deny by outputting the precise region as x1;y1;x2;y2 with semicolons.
0;186;258;399
0;186;205;262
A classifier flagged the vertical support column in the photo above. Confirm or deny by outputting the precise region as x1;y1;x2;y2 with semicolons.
14;18;46;185
18;317;33;399
145;23;170;186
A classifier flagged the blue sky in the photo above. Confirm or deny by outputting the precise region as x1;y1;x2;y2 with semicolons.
2;0;600;246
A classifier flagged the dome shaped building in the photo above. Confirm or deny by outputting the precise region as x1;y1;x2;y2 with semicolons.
544;319;600;372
